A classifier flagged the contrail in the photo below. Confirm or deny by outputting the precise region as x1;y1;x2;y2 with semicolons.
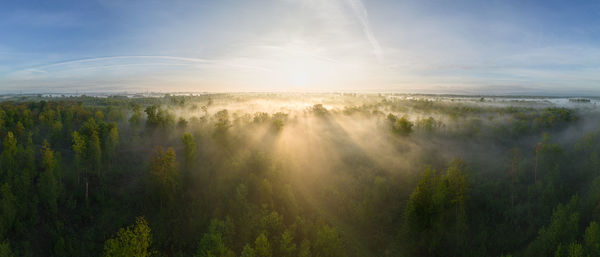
346;0;383;62
18;55;274;73
32;55;213;69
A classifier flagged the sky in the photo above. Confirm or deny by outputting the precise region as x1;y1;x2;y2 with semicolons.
1;0;600;95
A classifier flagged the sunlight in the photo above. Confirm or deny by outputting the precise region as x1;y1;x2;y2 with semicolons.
260;40;367;90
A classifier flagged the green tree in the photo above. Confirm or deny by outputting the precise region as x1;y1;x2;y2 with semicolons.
144;105;159;128
129;104;142;129
240;244;255;257
79;118;102;174
403;160;469;257
311;104;328;116
213;110;231;133
180;133;196;175
148;147;179;208
568;243;585;257
279;230;296;257
72;131;87;200
527;197;580;257
197;229;234;257
393;116;413;136
297;240;311;257
76;119;102;202
0;241;13;257
271;112;288;131
444;159;469;251
0;132;17;181
102;217;152;257
177;117;188;129
584;221;600;257
100;122;119;164
404;167;438;256
254;233;271;257
556;242;585;257
313;225;343;257
39;140;59;214
0;184;16;238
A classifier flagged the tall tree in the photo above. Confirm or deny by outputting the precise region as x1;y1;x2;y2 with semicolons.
148;147;179;208
196;219;234;257
0;183;16;239
254;233;271;257
584;221;600;257
403;160;469;257
72;131;87;201
0;132;17;181
314;225;343;257
180;133;196;176
102;217;152;257
100;122;119;165
279;230;296;257
39;140;59;215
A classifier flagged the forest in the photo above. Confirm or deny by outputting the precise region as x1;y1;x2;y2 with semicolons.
0;93;599;257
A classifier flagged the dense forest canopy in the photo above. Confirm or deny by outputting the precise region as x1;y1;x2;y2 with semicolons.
0;93;599;257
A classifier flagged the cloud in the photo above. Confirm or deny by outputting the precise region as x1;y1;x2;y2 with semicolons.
9;55;274;77
346;0;383;62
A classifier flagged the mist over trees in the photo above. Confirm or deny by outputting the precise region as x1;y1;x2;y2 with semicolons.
0;93;599;256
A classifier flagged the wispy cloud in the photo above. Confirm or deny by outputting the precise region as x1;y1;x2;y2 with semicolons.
9;55;274;77
346;0;383;62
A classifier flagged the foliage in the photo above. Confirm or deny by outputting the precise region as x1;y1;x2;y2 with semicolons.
0;94;594;257
102;217;152;257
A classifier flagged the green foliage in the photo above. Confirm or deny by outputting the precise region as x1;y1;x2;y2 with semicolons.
584;221;600;257
177;117;188;129
253;113;270;124
240;244;255;257
99;122;119;162
313;225;343;257
533;108;577;131
0;241;13;257
196;219;235;257
527;197;580;257
271;112;288;131
403;159;469;256
80;118;102;172
0;132;17;179
312;104;328;116
102;217;152;257
129;104;142;128
181;133;196;173
297;240;311;257
555;242;585;257
0;94;593;257
145;105;175;129
253;233;271;257
387;114;413;136
416;116;443;133
279;230;296;257
148;147;179;206
0;183;16;238
39;140;59;214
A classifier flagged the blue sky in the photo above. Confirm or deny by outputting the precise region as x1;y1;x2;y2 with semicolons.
1;0;600;94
